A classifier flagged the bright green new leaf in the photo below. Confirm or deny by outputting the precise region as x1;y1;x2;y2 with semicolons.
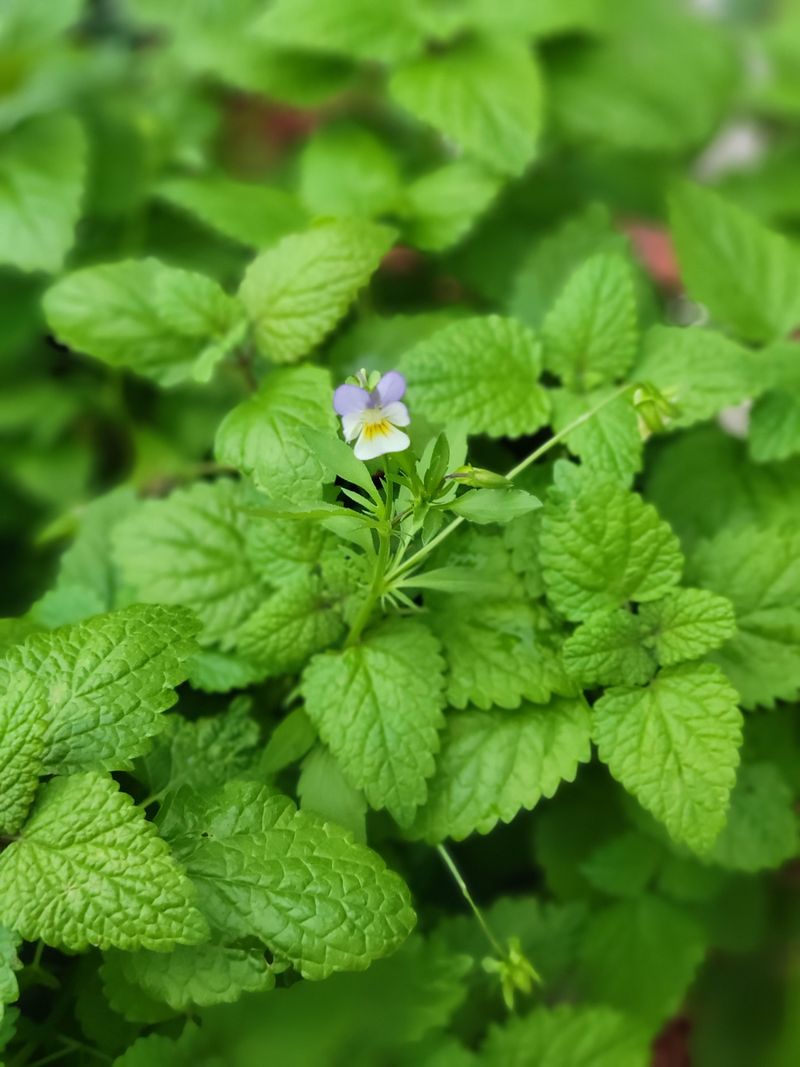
669;181;800;342
2;604;198;774
707;762;799;873
390;37;543;177
638;587;736;667
402;316;549;438
301;619;445;826
169;783;416;978
0;113;86;273
540;478;683;620
401;161;502;252
689;524;800;708
0;773;207;951
0;669;45;835
592;663;743;853
113;480;266;649
543;253;638;389
562;610;656;687
449;488;541;525
299;123;401;219
0;925;20;1024
238;220;394;363
551;388;643;486
410;698;592;843
43;258;245;386
215;366;336;499
749;388;800;463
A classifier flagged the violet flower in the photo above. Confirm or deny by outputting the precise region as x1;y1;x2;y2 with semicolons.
333;369;411;461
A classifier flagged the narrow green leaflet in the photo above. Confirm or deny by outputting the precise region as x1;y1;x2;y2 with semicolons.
0;113;86;272
409;698;592;843
402;316;548;438
238;220;394;363
113;480;267;648
482;1003;650;1067
638;588;736;667
689;524;800;708
299;123;401;219
104;943;273;1012
635;325;760;428
749;388;800;463
301;619;446;826
542;253;638;389
169;783;416;979
592;663;743;853
0;671;45;834
400;161;502;253
0;773;207;951
215;365;337;499
235;574;345;676
707;762;799;873
551;389;643;485
2;605;198;774
669;182;800;342
43;259;245;386
157;176;307;248
540;477;683;620
562;610;656;687
577;895;706;1027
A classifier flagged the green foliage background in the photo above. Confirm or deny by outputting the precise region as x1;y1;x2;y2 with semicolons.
2;1;800;1064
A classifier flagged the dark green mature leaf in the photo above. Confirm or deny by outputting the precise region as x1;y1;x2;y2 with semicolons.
707;762;799;873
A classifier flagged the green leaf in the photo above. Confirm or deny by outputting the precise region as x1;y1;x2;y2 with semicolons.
409;698;592;843
104;942;273;1012
157;175;308;248
400;161;502;253
707;762;799;873
168;782;416;978
113;1024;202;1067
298;745;367;843
635;325;760;429
301;619;445;826
543;253;638;389
562;610;656;688
0;113;86;273
261;708;317;776
449;488;541;525
581;832;662;898
239;220;394;363
0;773;207;951
592;663;743;853
1;605;198;774
214;365;337;499
402;316;549;438
113;481;266;649
669;181;800;342
540;477;683;621
390;37;543;176
551;388;643;486
638;588;736;667
749;388;800;463
235;574;345;677
43;259;245;386
0;671;45;834
482;1003;650;1067
689;524;800;709
577;895;706;1028
299;123;401;219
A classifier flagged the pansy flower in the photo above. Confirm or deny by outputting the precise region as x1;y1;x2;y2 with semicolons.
333;369;411;461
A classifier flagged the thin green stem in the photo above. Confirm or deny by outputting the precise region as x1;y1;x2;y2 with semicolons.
345;464;395;646
437;845;506;959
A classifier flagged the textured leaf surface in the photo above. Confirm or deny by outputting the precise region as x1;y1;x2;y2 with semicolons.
592;663;743;853
113;480;267;648
670;181;800;342
44;259;244;386
638;588;736;667
301;620;445;826
0;113;86;272
390;37;543;176
410;698;592;843
214;365;336;499
239;221;394;363
562;610;656;687
689;524;800;708
402;316;548;438
0;773;206;951
0;671;45;834
169;783;416;979
2;605;198;773
543;253;637;389
551;388;643;486
541;478;683;620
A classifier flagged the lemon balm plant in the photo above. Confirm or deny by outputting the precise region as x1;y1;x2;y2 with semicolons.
3;0;800;1065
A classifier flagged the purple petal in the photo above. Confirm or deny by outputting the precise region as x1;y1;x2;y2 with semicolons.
333;383;370;416
373;371;406;406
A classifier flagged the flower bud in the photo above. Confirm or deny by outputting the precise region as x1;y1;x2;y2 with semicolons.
446;464;512;489
633;382;680;439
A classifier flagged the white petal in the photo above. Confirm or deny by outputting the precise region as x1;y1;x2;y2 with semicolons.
382;401;410;427
353;425;411;461
341;412;364;442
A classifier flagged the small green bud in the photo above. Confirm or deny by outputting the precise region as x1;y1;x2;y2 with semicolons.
446;464;512;489
632;382;680;439
482;938;541;1011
